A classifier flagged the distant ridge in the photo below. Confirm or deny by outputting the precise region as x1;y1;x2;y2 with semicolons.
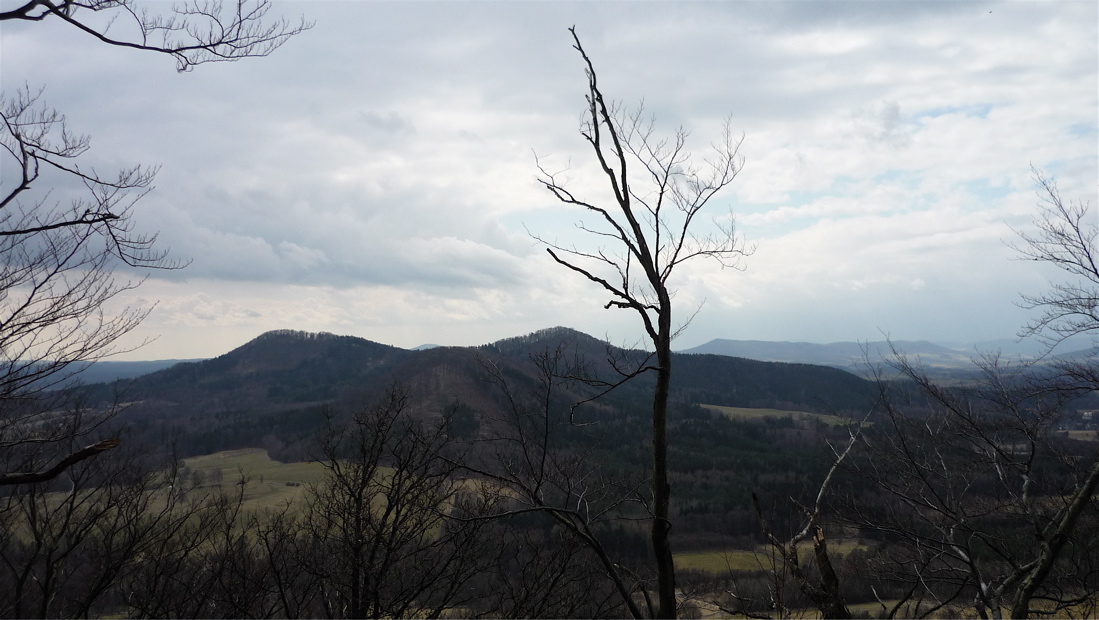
68;359;207;386
74;327;879;459
680;338;1097;370
679;339;970;369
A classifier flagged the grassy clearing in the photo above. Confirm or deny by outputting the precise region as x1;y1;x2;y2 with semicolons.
182;449;327;511
848;601;891;616
14;450;324;542
700;404;854;427
1060;430;1099;442
676;548;774;573
676;540;867;575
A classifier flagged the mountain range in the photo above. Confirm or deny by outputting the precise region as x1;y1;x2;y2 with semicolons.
84;334;1093;384
680;339;969;370
79;327;880;460
680;337;1096;372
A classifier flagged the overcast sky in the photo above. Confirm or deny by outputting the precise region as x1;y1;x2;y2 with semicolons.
2;1;1096;360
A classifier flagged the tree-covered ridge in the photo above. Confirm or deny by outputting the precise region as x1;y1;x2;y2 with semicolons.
74;326;875;457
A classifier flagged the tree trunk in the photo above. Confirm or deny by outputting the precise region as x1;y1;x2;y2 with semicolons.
1009;459;1099;619
652;315;676;618
812;529;851;619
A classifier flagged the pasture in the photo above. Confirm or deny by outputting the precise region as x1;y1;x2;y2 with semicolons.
701;404;855;427
1060;430;1099;442
182;449;327;511
675;539;867;575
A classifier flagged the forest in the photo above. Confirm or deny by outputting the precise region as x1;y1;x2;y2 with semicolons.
2;313;1098;618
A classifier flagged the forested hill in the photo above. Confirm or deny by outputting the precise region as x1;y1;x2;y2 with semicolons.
123;329;411;406
670;353;877;413
484;327;878;412
88;327;877;458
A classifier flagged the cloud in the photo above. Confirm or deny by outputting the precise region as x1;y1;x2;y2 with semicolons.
358;110;416;135
3;0;1095;358
158;293;264;327
855;101;912;148
278;241;331;271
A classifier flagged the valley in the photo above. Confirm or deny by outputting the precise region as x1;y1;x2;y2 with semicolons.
6;326;1097;618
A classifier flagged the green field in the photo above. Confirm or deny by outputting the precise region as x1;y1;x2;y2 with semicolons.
182;449;328;511
186;449;884;580
700;404;855;427
675;548;775;573
675;539;867;574
1060;430;1099;442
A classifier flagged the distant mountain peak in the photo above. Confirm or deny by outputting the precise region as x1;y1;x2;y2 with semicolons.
254;329;350;342
484;326;598;348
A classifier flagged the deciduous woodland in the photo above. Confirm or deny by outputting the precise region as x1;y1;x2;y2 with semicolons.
1;2;1097;619
2;318;1098;618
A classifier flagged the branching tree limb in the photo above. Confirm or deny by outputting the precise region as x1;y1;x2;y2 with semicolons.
0;0;307;490
534;27;751;618
0;0;311;72
0;437;118;486
451;346;650;618
750;408;873;619
845;350;1099;619
1013;167;1098;353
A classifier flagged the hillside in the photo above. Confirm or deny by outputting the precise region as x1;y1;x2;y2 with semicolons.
123;329;410;406
82;327;878;459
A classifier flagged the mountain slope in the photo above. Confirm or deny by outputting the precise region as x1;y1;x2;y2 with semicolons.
88;327;877;459
671;353;878;412
128;329;410;407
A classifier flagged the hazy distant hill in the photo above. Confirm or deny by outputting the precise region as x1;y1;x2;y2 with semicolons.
679;339;969;369
943;336;1096;358
66;359;205;386
679;338;1097;381
81;327;878;459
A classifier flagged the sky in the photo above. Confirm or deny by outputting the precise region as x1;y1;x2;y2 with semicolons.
1;1;1096;360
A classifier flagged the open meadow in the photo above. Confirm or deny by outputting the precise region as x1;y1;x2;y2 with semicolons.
675;539;867;574
181;449;328;511
701;405;856;428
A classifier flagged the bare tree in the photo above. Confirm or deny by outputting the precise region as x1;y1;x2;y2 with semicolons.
0;1;308;483
119;473;274;618
1013;168;1098;355
471;520;627;619
304;384;489;619
0;0;308;72
535;27;750;618
786;172;1099;620
843;354;1099;619
0;87;164;484
748;419;868;620
454;343;650;618
0;442;239;618
1012;169;1098;404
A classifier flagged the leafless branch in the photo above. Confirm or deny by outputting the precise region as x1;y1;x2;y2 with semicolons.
1012;167;1098;351
1;0;312;72
529;26;752;617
